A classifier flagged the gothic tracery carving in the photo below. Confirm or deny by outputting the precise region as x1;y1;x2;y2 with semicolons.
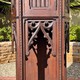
25;20;56;57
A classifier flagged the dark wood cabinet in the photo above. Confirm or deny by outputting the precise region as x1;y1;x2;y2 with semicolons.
11;0;69;80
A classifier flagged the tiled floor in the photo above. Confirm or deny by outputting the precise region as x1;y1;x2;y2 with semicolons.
67;63;80;80
0;62;16;77
67;77;80;80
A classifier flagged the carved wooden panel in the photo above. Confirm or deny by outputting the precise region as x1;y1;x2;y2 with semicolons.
23;0;58;17
24;19;58;80
12;0;70;80
24;20;57;57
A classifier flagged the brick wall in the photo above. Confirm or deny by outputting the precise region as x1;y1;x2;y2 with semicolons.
0;41;16;64
0;41;80;64
67;42;80;63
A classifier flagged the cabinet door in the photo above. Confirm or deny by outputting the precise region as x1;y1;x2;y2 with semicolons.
24;19;59;80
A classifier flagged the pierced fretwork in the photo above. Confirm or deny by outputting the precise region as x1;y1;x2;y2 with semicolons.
25;20;56;57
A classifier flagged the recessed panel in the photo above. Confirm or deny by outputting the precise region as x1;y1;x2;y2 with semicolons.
23;0;58;17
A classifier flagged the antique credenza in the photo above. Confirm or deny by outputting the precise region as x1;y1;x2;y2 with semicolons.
11;0;69;80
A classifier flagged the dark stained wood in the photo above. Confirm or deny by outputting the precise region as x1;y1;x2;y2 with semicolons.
23;0;58;17
11;0;70;80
